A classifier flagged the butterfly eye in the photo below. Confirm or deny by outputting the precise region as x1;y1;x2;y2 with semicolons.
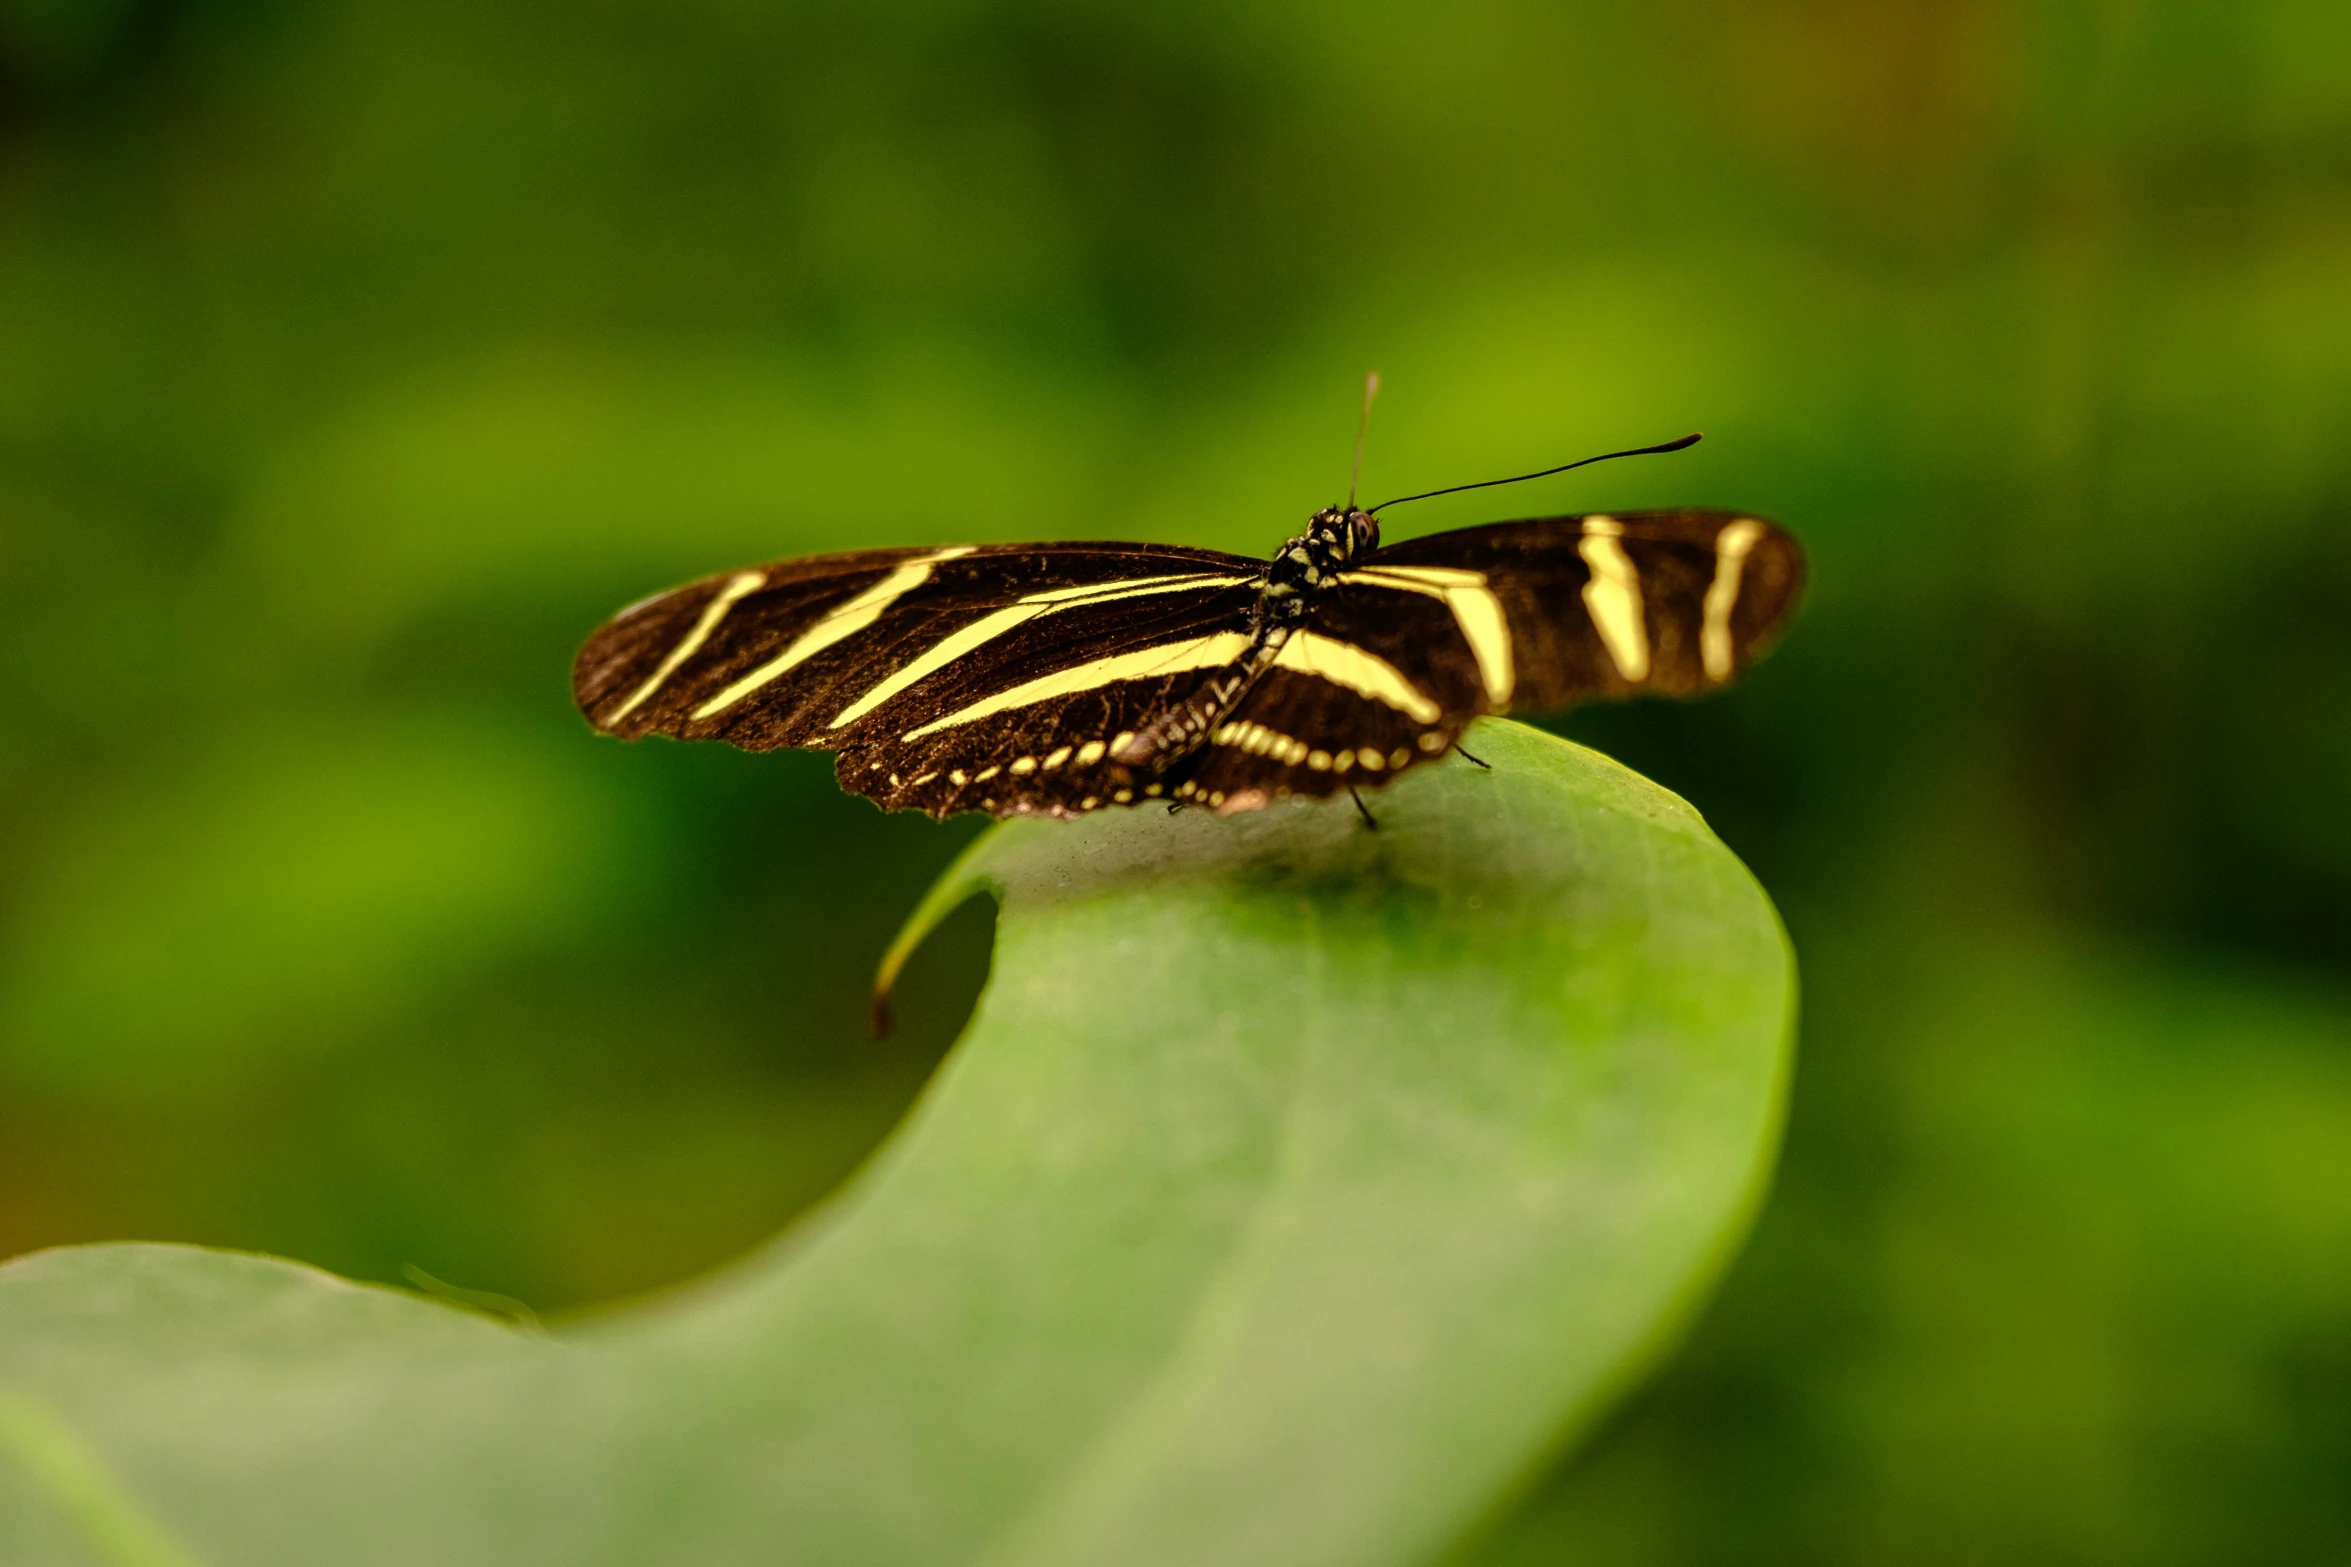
1349;511;1380;556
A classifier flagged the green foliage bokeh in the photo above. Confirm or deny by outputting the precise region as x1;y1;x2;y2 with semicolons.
2;0;2348;1560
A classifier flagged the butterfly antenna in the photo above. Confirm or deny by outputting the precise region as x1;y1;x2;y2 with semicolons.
1347;370;1381;509
1367;431;1701;515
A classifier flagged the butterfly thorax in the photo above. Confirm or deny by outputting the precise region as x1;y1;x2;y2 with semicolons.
1109;507;1382;774
1258;506;1379;627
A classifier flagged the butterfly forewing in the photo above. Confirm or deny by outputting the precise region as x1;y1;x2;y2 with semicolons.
576;546;946;744
1162;508;1804;811
1354;508;1804;712
573;542;1263;818
575;543;1255;742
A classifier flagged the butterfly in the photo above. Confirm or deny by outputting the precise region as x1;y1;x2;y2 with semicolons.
571;426;1803;822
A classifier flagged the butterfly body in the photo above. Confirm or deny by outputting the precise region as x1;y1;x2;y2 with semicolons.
573;505;1802;820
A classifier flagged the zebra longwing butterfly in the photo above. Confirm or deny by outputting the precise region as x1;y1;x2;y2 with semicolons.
572;438;1803;821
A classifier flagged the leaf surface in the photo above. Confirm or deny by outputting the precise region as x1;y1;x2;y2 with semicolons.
0;720;1793;1567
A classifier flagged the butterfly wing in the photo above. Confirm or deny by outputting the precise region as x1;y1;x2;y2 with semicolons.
1355;508;1805;709
1172;508;1803;812
831;578;1267;820
1163;600;1473;812
572;542;1264;819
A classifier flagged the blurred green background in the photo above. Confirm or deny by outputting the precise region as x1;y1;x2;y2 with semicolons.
2;0;2347;1559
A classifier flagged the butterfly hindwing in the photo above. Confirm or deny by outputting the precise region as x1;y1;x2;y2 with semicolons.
1168;589;1474;810
1170;664;1464;812
830;587;1265;818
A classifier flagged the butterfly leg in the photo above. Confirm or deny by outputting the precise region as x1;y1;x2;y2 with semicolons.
1452;740;1490;770
1348;786;1379;830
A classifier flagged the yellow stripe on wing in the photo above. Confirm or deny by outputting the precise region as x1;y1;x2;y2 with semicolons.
1576;517;1649;681
1341;565;1516;707
1272;631;1442;722
899;631;1255;740
1701;518;1766;681
690;548;975;720
602;570;768;725
828;571;1243;730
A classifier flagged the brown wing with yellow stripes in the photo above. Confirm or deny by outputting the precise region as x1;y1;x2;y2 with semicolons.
572;542;1265;819
1359;508;1805;710
1168;509;1803;813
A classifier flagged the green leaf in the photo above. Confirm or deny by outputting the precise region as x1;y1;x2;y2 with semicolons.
0;720;1793;1567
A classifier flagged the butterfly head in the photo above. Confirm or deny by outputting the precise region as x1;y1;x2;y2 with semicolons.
1263;507;1378;621
1305;506;1381;563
